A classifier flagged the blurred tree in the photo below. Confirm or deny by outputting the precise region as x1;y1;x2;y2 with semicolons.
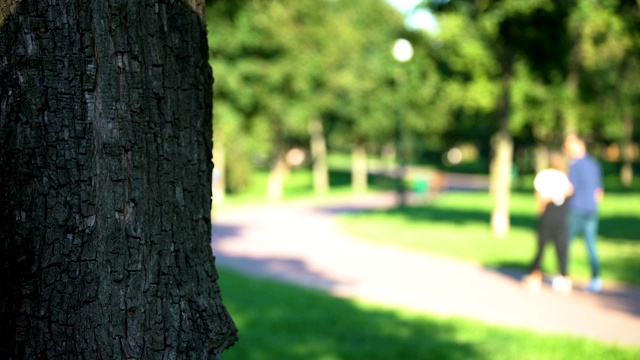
212;0;331;199
424;1;511;237
0;1;237;358
616;0;640;186
209;0;411;196
314;0;407;193
424;0;577;237
577;0;640;186
510;60;562;172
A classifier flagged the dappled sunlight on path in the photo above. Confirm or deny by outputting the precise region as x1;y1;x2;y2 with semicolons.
211;192;640;345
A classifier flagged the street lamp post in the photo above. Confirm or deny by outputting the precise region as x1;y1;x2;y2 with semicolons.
392;38;413;206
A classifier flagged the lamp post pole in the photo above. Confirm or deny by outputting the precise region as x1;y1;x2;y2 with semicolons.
392;38;413;206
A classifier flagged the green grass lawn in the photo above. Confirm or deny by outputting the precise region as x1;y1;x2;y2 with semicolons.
337;191;640;286
218;268;640;360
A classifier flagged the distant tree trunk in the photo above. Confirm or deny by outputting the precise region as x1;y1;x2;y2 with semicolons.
620;114;635;187
381;142;397;174
268;148;288;201
352;143;368;193
490;131;513;238
564;45;580;135
308;117;329;195
490;63;513;238
0;1;237;359
532;125;550;173
534;143;550;173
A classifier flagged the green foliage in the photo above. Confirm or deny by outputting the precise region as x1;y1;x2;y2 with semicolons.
207;0;640;194
217;268;640;359
509;60;563;140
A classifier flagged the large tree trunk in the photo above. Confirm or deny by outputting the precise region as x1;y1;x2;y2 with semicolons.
351;143;368;193
0;1;237;358
308;117;329;195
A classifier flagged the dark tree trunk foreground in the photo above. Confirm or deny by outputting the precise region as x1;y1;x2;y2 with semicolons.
0;1;237;358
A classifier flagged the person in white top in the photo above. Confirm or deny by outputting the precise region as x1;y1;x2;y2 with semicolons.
523;152;574;293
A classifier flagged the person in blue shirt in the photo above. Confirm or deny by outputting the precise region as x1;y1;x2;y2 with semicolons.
563;133;604;292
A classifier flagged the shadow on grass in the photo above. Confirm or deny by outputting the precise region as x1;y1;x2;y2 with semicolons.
599;216;640;242
358;205;536;230
598;254;640;287
217;268;482;360
487;263;529;282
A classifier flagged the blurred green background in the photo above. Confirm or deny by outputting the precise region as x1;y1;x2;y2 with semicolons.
206;0;640;202
205;0;640;358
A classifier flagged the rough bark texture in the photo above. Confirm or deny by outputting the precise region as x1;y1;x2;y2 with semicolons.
0;0;20;27
0;1;237;358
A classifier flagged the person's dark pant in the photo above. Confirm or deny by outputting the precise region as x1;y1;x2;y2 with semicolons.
532;202;568;276
568;209;601;279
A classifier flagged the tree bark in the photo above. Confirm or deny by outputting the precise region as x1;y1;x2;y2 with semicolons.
0;1;237;358
308;117;329;195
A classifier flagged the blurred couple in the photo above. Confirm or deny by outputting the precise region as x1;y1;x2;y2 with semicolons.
522;133;604;294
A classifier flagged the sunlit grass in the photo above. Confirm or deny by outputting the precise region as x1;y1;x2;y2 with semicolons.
218;268;640;360
338;191;640;286
219;166;394;207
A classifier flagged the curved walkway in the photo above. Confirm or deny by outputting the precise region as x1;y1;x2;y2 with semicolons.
211;192;640;346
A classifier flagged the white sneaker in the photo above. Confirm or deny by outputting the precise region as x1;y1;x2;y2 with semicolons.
588;278;603;293
551;276;572;294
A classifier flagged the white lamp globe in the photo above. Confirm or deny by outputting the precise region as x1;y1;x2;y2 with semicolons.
392;38;414;63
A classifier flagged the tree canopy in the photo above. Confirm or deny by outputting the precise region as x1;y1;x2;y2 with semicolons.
207;0;640;192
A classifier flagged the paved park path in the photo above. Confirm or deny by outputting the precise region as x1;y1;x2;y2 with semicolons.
211;192;640;346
